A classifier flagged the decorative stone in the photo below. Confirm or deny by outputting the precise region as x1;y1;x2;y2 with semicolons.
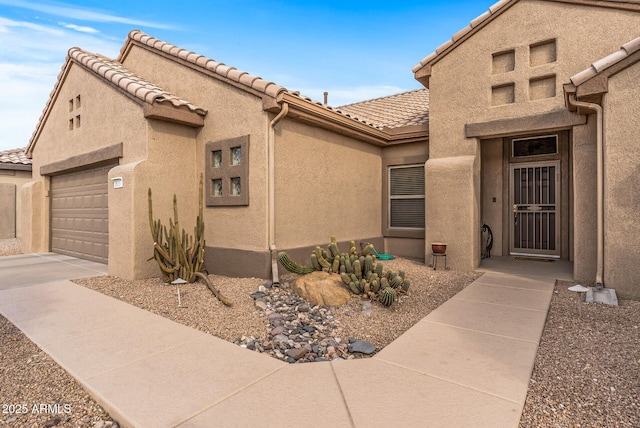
254;299;267;311
286;347;309;360
291;271;351;306
348;340;376;355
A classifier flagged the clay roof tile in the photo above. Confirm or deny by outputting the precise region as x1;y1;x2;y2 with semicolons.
0;148;31;165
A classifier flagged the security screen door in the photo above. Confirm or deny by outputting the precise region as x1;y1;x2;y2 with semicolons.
510;161;560;257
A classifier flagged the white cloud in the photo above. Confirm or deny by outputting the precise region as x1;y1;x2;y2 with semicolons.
59;22;100;34
0;15;123;151
0;0;175;30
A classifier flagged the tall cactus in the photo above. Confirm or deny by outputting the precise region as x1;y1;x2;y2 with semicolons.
148;174;231;306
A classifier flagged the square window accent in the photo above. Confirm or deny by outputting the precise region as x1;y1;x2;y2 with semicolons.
75;115;81;128
212;150;222;167
69;119;74;131
69;99;74;112
75;95;81;109
491;83;515;106
205;135;249;206
529;75;556;100
530;40;556;67
231;147;241;165
212;179;222;196
231;177;241;195
492;50;515;74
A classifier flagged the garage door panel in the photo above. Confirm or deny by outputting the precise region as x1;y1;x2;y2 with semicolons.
50;163;113;264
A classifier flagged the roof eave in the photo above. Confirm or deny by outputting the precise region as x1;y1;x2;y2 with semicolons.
277;93;428;146
0;162;32;171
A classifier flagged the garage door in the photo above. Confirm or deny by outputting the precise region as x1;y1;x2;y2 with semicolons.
50;164;113;263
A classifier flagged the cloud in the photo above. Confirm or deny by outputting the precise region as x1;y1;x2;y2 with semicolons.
0;15;123;150
0;0;175;30
59;22;100;34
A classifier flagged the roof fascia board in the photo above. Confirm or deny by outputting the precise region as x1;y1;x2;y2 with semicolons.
143;104;205;127
279;94;428;146
0;163;32;171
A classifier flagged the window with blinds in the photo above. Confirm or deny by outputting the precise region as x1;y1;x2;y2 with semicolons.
389;165;425;229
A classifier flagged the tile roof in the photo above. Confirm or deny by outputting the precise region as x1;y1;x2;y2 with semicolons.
122;30;286;100
121;31;428;135
0;147;31;165
334;89;429;130
570;35;640;86
69;48;207;116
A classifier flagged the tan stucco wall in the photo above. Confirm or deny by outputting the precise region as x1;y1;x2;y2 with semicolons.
109;120;199;280
274;119;383;250
25;63;149;256
20;181;45;253
121;46;271;255
425;0;640;269
0;169;32;238
480;138;504;256
602;63;640;299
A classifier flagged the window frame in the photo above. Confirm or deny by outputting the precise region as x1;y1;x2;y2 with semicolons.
382;155;427;239
205;135;249;206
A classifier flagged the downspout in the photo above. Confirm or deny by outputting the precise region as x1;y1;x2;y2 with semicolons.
567;94;604;287
268;102;289;285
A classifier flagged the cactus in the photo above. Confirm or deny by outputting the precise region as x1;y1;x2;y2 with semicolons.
148;174;231;306
310;253;320;270
348;281;359;294
278;252;315;275
341;273;351;285
361;243;374;256
380;277;389;290
379;287;396;306
364;255;373;275
371;279;380;293
353;259;362;279
390;275;404;289
375;263;384;277
402;279;411;292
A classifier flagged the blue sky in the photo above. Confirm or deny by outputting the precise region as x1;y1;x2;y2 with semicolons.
0;0;492;152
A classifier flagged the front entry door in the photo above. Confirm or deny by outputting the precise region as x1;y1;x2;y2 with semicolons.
510;161;560;257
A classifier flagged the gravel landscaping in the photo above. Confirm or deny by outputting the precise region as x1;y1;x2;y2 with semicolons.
2;238;639;427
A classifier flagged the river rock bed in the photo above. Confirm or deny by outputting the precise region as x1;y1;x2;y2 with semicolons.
234;280;378;362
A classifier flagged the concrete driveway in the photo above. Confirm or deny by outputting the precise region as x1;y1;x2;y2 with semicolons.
0;253;107;290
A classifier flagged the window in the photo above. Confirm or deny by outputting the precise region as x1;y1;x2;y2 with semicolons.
68;94;81;130
389;165;425;229
513;135;558;157
205;135;249;206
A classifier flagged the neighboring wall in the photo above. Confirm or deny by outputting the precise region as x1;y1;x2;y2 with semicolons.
0;169;31;239
426;0;640;269
602;62;640;299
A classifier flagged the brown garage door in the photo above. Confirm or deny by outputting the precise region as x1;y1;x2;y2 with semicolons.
50;164;113;263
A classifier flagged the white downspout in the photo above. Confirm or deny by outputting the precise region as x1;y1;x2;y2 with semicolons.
567;94;604;287
268;102;289;284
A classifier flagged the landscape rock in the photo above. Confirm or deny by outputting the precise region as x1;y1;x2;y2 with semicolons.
291;271;351;306
348;340;376;354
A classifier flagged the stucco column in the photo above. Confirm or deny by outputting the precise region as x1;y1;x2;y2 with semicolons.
20;181;46;253
572;117;598;284
425;155;480;270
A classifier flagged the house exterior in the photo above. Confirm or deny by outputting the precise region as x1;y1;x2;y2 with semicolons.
23;31;429;280
412;0;640;298
0;148;32;239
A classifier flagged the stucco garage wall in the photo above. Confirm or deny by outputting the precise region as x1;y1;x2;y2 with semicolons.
602;63;640;299
274;119;383;250
426;0;640;269
0;169;32;238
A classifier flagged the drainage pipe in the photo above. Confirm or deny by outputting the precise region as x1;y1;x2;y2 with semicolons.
268;102;289;285
567;94;604;287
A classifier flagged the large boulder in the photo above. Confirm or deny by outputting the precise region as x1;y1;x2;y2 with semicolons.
291;271;351;306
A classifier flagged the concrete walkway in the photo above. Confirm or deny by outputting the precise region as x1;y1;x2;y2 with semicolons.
0;253;572;427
